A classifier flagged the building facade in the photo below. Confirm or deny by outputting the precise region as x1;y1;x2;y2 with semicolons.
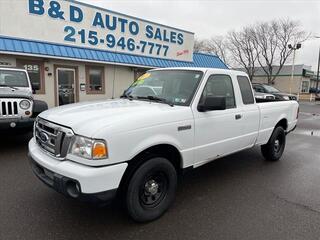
250;65;314;94
0;0;227;108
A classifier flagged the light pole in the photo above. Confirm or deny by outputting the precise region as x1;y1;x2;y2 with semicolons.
288;43;302;95
314;36;320;97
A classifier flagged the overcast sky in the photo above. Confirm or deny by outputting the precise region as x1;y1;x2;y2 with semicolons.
79;0;320;70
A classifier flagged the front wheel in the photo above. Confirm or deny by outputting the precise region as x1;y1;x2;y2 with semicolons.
261;126;286;161
125;157;177;222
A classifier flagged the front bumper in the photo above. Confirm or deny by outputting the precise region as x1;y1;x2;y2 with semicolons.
28;138;128;202
0;117;34;130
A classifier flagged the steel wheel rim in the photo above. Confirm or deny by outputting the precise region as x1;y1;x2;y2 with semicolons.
274;134;284;154
139;171;168;208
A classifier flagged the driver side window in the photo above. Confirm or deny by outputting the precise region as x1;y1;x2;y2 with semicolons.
200;74;236;109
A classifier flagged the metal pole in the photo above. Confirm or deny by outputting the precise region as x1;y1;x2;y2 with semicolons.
290;49;296;94
315;45;320;96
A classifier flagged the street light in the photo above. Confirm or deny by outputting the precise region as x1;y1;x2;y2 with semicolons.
314;36;320;96
288;43;302;95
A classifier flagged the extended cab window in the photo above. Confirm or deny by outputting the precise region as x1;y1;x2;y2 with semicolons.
237;76;254;104
200;75;236;109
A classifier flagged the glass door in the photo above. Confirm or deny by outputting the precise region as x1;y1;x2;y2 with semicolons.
56;68;76;106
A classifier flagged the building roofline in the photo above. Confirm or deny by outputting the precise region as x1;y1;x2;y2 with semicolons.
0;36;228;69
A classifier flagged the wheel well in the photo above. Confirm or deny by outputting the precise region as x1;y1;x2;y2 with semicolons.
118;144;182;195
275;118;288;131
131;144;182;170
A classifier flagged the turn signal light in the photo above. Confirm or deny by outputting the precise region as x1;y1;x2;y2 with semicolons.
92;142;108;159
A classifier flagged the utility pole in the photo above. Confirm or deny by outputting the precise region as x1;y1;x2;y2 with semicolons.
288;43;302;95
315;43;320;96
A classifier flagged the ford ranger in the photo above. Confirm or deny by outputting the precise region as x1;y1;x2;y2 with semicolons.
28;68;299;222
0;67;48;131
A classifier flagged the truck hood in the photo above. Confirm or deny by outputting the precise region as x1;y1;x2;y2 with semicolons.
0;87;33;99
39;99;192;137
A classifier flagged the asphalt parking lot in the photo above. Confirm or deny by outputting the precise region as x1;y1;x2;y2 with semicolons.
1;102;320;240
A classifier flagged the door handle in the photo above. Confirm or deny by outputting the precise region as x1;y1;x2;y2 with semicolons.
235;114;242;120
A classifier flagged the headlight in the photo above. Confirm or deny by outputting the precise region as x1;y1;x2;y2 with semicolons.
69;135;108;160
19;100;31;109
283;96;290;100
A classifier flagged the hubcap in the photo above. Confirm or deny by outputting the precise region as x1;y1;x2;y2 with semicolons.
145;180;159;196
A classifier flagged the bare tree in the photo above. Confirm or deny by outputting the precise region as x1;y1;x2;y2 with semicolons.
206;36;230;66
193;38;208;53
251;19;309;84
194;19;308;84
194;37;231;66
227;27;258;80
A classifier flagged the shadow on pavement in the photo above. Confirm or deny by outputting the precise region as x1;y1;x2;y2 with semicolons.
0;131;32;151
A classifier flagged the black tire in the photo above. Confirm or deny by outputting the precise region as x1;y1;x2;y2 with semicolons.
261;126;286;161
125;157;177;222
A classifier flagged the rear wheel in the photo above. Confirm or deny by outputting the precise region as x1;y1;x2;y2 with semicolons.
125;157;177;222
261;126;286;161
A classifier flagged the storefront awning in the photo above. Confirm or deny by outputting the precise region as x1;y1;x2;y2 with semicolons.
0;36;228;69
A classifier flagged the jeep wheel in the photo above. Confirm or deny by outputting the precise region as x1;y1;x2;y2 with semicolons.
261;126;286;161
125;157;177;222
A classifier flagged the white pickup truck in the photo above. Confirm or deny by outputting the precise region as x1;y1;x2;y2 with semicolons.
28;68;299;222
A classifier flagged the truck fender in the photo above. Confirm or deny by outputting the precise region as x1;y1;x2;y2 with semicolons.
32;100;48;118
127;134;183;163
265;115;288;142
275;114;288;130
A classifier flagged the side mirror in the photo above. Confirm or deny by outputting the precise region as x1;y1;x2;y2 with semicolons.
31;82;40;93
198;96;226;112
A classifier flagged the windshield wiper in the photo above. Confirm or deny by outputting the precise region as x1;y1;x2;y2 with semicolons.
120;92;134;100
136;95;174;107
0;84;18;90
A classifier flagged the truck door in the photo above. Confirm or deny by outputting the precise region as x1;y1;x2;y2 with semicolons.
193;74;248;166
235;75;260;147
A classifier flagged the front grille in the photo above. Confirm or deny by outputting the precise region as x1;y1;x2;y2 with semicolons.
0;100;18;117
35;118;74;159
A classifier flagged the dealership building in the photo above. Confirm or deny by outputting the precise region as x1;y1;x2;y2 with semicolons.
0;0;227;108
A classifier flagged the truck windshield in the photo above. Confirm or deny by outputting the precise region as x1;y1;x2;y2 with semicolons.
124;70;203;106
0;70;29;88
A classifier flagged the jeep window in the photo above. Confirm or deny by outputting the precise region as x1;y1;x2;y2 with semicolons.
125;70;203;106
0;70;29;87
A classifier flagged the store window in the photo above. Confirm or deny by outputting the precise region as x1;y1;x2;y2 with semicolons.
86;66;105;94
301;80;310;93
17;60;45;94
